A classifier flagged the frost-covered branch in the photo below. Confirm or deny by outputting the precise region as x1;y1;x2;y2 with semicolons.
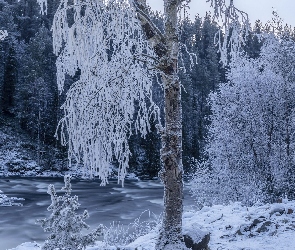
0;190;24;206
208;0;250;64
133;0;168;61
52;0;160;185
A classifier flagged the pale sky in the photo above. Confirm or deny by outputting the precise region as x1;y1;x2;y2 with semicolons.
146;0;295;26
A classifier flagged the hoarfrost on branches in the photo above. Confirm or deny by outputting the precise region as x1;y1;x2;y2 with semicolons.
36;0;251;188
207;0;250;64
0;190;24;206
36;0;47;14
53;0;160;185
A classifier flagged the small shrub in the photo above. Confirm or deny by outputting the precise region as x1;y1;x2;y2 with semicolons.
37;175;103;250
103;210;160;247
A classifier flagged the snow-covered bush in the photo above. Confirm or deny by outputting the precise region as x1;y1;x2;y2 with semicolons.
191;33;295;206
37;175;103;250
103;210;160;247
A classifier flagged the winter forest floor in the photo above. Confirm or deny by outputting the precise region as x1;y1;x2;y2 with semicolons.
7;200;295;250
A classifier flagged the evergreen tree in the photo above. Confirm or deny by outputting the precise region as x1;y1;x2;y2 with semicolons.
38;175;103;250
243;19;264;59
2;46;17;116
180;14;222;170
16;25;57;144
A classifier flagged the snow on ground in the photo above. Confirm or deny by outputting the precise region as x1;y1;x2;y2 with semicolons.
9;200;295;250
8;242;41;250
182;200;295;250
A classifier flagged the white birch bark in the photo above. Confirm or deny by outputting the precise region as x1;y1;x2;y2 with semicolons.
135;0;184;248
159;0;183;247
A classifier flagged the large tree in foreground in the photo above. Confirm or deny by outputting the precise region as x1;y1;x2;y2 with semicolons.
37;0;248;248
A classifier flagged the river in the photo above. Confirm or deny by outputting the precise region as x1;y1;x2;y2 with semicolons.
0;177;195;249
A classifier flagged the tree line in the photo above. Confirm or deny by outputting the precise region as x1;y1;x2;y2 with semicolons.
1;0;294;181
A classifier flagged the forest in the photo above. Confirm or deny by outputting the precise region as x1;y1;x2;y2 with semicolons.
0;0;273;177
0;0;295;249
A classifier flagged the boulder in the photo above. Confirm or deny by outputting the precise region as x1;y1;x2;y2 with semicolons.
182;222;210;250
270;205;285;216
183;233;210;250
256;221;272;233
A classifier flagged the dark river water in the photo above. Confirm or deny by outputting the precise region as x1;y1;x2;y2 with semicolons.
0;177;195;250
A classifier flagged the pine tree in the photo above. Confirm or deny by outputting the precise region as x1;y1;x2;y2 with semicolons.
16;25;57;144
2;47;17;116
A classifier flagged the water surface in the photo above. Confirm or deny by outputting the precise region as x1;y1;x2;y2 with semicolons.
0;177;194;249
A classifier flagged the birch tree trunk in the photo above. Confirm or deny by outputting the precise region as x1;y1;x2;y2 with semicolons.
159;0;183;247
135;0;183;248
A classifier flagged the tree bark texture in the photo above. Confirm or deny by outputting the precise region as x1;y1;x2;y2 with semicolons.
134;0;183;248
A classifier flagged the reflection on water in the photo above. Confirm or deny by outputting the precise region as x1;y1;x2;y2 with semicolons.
0;177;194;249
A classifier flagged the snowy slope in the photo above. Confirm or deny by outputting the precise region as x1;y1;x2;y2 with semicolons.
0;119;69;177
0;128;40;176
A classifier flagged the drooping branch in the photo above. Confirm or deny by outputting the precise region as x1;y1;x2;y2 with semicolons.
52;0;160;185
208;0;250;64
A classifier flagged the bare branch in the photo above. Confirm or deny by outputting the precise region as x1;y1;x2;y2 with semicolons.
133;0;168;58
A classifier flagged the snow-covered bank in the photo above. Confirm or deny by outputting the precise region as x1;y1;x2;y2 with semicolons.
183;200;295;250
10;200;295;250
0;126;139;179
0;125;68;177
0;189;24;206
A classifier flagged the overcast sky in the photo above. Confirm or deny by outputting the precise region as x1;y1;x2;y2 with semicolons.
146;0;295;26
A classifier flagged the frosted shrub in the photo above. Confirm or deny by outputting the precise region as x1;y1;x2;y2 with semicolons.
37;175;103;250
103;210;160;247
190;160;262;208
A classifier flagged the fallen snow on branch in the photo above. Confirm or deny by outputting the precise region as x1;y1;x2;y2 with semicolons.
0;30;8;40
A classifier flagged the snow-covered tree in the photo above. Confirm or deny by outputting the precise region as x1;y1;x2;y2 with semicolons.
191;32;295;206
36;0;249;248
2;46;17;115
53;0;160;185
37;175;103;250
16;25;57;145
